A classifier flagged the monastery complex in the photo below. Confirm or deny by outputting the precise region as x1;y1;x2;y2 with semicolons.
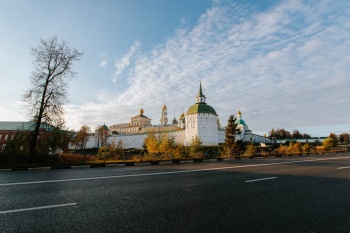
83;83;268;149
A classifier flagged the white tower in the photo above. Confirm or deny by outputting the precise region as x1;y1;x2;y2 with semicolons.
185;82;219;146
160;104;168;125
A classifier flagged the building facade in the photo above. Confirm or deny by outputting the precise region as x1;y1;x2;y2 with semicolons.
73;82;267;149
0;122;53;151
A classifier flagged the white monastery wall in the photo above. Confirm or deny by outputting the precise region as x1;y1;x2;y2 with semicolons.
78;130;186;150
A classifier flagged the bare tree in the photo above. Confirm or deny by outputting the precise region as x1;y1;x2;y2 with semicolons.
291;129;302;139
23;36;83;160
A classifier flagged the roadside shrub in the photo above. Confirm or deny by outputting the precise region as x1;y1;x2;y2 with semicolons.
141;154;156;161
316;146;325;154
97;146;110;162
130;155;141;162
323;138;337;151
277;145;288;156
243;143;256;157
158;153;172;160
57;153;95;164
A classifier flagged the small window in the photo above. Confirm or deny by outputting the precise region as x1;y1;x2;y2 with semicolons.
5;135;8;140
11;135;14;140
0;134;2;140
2;144;6;150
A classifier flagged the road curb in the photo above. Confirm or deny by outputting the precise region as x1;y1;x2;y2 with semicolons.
28;167;51;171
159;161;172;165
71;165;91;169
106;164;125;167
0;169;12;172
51;165;71;169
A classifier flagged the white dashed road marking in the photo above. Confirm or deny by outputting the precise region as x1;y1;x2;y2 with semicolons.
336;166;350;170
245;177;278;183
0;203;77;214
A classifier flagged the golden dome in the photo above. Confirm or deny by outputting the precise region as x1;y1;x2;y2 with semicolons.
162;104;167;110
238;110;242;115
140;108;144;115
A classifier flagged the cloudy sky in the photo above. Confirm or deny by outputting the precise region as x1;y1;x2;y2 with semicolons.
1;0;349;136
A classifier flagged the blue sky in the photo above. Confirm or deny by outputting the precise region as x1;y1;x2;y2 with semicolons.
1;0;350;137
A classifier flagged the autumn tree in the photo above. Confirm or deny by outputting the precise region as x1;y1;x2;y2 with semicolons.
158;133;176;159
323;133;338;150
73;125;91;149
189;136;203;158
268;128;276;139
294;142;302;155
339;133;349;144
344;133;349;143
173;142;186;159
23;36;83;160
225;115;241;156
274;128;291;138
107;140;125;160
277;145;288;156
287;142;295;155
302;143;310;155
291;130;302;139
143;132;159;158
96;124;109;147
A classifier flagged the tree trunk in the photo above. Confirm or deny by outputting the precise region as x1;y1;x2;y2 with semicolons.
29;80;49;162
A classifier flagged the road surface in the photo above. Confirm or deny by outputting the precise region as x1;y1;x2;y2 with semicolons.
1;154;350;232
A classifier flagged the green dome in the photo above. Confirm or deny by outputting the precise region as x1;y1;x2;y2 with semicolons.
186;103;217;115
236;119;247;126
102;123;109;130
172;117;178;125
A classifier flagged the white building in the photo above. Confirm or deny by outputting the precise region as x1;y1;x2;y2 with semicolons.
74;83;268;149
185;82;218;146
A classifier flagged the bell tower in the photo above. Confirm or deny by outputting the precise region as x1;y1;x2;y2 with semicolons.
160;104;168;125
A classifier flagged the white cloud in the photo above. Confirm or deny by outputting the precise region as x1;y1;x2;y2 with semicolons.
112;41;141;83
65;0;350;136
98;52;108;67
99;60;108;67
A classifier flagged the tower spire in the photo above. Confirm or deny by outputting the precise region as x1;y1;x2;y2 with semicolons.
196;81;206;103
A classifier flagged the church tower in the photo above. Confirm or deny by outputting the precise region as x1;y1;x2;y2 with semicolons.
236;110;252;141
185;82;219;146
160;104;168;125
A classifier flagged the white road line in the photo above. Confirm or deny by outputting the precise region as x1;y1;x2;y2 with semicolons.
1;156;349;187
336;166;350;170
0;203;76;214
245;177;278;183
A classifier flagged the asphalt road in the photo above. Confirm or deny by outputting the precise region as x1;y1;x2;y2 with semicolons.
1;154;350;233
